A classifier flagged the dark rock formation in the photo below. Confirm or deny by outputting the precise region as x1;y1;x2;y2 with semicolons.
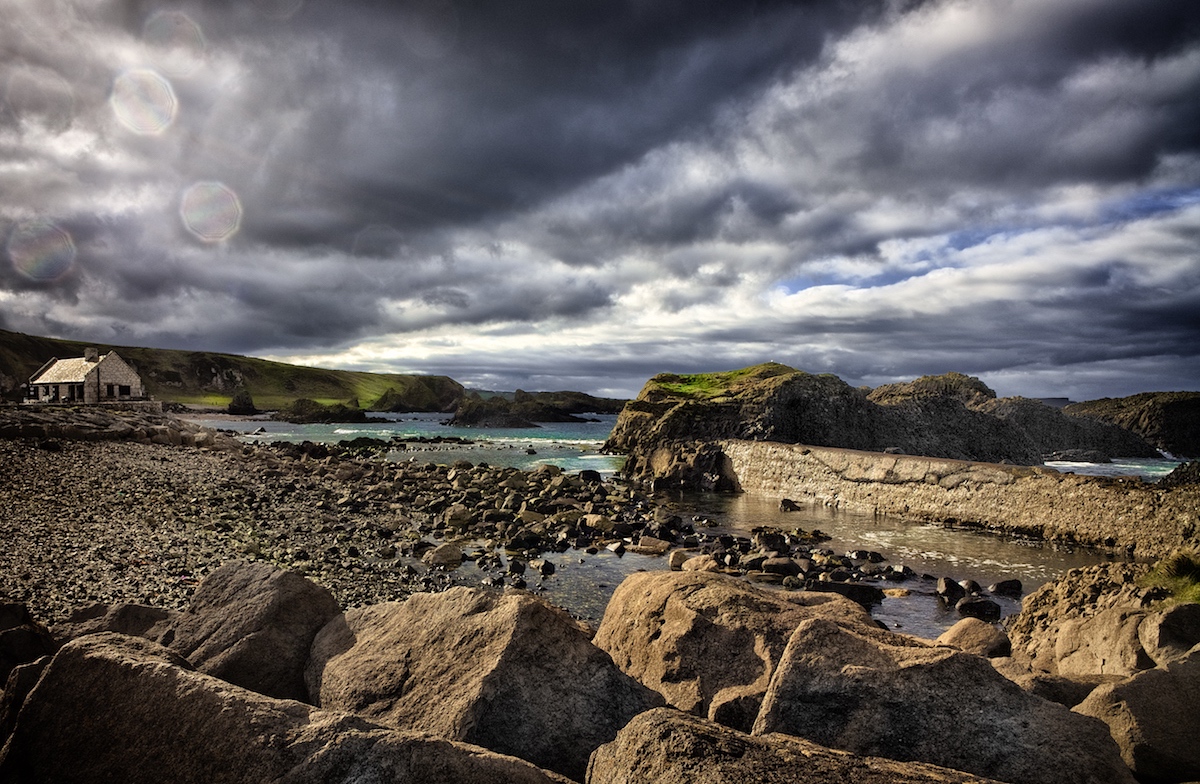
272;398;368;424
1066;391;1200;458
587;707;1010;784
753;617;1136;784
606;364;1159;486
226;387;258;415
591;571;871;732
1160;460;1200;488
0;633;570;784
445;389;625;427
305;586;663;781
163;560;342;702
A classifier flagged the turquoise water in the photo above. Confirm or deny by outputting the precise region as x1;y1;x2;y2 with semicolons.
185;412;625;475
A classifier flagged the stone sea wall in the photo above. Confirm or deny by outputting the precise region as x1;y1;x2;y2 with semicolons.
719;440;1200;558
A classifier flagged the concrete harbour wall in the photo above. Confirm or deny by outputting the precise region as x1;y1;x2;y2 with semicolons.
719;440;1199;558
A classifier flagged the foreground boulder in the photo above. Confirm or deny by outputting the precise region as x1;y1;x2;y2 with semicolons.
163;561;342;701
1074;642;1200;782
592;571;871;732
587;707;1007;784
0;633;569;783
753;618;1135;784
306;587;662;781
1007;563;1200;677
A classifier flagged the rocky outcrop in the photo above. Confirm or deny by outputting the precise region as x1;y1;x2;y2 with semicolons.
305;586;663;781
163;560;342;702
720;440;1200;557
0;633;570;784
606;365;1160;486
0;405;236;448
1074;642;1200;782
1067;391;1200;458
753;617;1136;784
592;571;871;732
1006;563;1200;676
587;707;1009;784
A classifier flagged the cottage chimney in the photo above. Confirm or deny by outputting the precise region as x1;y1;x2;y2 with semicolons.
84;347;99;362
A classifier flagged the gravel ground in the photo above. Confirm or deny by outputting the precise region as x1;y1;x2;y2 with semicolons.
1;437;450;622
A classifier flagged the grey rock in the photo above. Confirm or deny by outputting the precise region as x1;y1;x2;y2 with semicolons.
588;707;1009;784
593;571;870;733
1075;642;1200;782
163;560;341;701
306;587;661;781
0;632;570;784
754;617;1136;784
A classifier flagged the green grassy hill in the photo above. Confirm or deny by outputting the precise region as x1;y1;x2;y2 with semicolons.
0;328;463;411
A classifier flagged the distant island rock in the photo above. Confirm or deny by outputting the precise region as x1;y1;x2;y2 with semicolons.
1065;391;1200;458
272;398;368;424
605;364;1161;486
447;389;626;428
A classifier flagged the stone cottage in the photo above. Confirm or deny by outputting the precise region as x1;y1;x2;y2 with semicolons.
27;348;147;404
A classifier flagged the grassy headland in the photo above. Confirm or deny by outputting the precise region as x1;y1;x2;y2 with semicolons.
0;328;463;411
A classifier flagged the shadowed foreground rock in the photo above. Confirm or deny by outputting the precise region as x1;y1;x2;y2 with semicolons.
592;571;871;732
0;633;570;784
753;618;1135;784
306;586;662;781
163;560;341;702
586;707;1007;784
1074;642;1200;782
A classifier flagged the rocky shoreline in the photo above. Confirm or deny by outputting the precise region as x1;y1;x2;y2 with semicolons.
4;405;1200;782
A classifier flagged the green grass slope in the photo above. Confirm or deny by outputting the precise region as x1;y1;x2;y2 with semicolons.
0;328;463;411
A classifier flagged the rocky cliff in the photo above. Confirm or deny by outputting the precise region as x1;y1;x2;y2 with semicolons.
605;364;1159;485
1066;391;1200;458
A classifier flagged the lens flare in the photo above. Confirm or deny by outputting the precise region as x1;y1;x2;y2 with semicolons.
143;11;206;78
111;69;177;135
180;182;242;242
7;221;76;282
4;67;75;130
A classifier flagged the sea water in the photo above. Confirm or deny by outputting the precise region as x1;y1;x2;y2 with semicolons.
186;412;1179;637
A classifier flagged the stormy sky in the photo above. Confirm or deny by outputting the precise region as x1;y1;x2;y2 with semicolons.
2;0;1198;400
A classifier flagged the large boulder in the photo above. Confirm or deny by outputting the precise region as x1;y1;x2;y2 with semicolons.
936;617;1011;658
1074;642;1200;782
162;561;341;701
1007;563;1200;677
753;617;1136;784
305;587;662;781
0;633;569;784
591;571;871;732
587;707;1008;784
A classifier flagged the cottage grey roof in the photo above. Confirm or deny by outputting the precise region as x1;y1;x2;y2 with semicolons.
31;356;103;384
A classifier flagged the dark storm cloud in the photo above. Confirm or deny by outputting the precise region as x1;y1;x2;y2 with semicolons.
2;0;1199;399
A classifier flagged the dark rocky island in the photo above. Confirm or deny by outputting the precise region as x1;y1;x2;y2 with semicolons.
447;389;626;428
1066;391;1200;458
605;364;1160;485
